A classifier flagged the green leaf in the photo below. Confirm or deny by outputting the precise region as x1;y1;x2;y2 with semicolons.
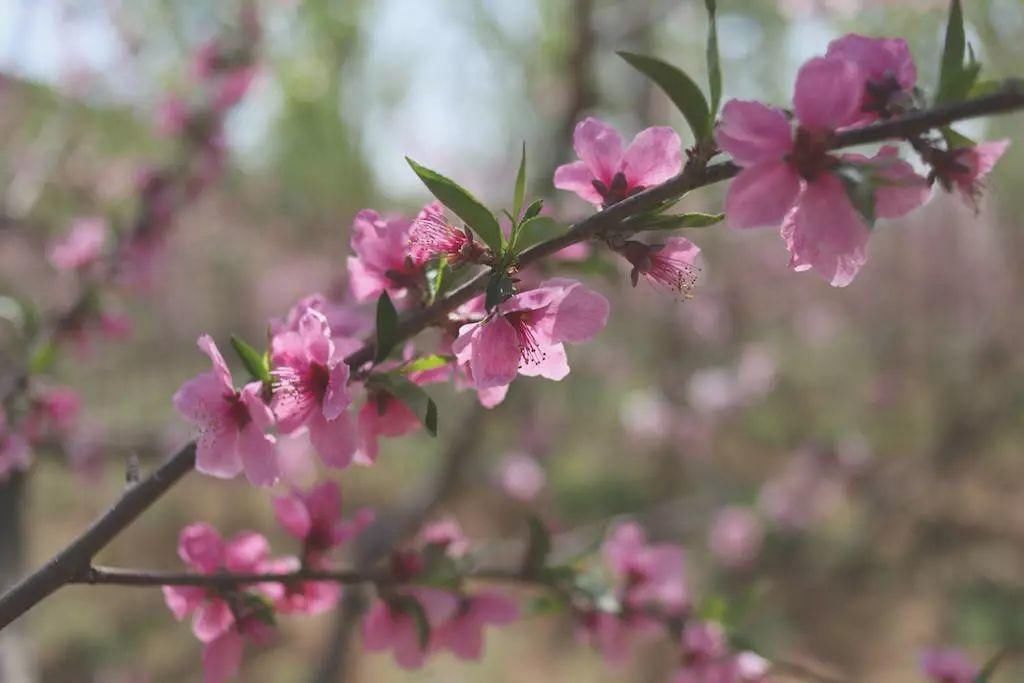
485;272;516;310
836;164;877;227
969;79;1003;99
635;212;724;231
425;258;448;305
372;374;438;436
406;157;503;253
29;342;57;374
522;199;544;222
705;0;722;117
527;594;565;616
230;335;271;384
521;516;552;577
374;292;400;364
513;141;527;219
936;1;980;104
619;51;711;142
974;648;1009;683
400;354;452;375
514;216;563;254
942;126;976;149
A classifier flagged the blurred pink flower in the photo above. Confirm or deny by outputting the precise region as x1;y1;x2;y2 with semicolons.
604;522;689;614
273;481;373;564
452;278;609;390
156;96;191;137
419;516;471;558
347;209;421;302
673;622;769;683
433;591;519;661
362;587;459;669
708;507;764;570
271;310;357;469
173;335;278;485
555;117;682;207
259;555;340;617
497;453;546;502
24;385;80;442
825;34;916;120
48;217;107;271
356;389;423;465
919;648;980;683
577;610;660;667
0;409;30;482
936;140;1010;211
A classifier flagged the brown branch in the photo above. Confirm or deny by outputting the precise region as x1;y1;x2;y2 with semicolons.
1;86;1023;633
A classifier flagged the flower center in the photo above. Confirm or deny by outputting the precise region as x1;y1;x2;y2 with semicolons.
226;391;252;428
504;311;545;366
788;127;838;181
592;171;644;208
308;362;331;401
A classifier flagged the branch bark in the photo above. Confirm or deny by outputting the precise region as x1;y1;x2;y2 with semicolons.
1;84;1023;633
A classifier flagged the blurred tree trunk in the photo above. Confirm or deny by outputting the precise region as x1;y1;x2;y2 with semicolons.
0;475;35;683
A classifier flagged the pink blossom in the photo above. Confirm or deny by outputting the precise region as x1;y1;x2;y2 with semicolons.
347;209;421;302
48;217;107;271
603;522;688;614
452;278;609;390
617;237;701;297
271;310;357;468
273;481;373;564
408;201;484;265
708;507;764;570
201;613;274;683
497;453;546;502
362;587;459;669
356;390;422;465
0;409;30;482
577;610;661;667
419;516;470;558
173;335;278;485
24;385;80;442
269;293;370;346
555;117;682;207
434;591;519;660
162;524;274;645
156;96;191;137
673;622;769;683
717;57;928;286
825;34;916;120
934;140;1010;211
259;555;340;616
919;648;980;683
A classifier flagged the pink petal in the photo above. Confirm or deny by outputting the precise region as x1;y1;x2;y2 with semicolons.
826;34;916;91
517;342;570;381
173;373;230;425
412;587;459;625
573;117;624;186
724;161;802;230
393;623;429;669
239;383;274;431
225;531;270;572
545;281;609;344
346;255;389;302
239;425;278;487
197;335;234;392
603;522;647;576
554;161;604;205
308;411;358;469
298;310;334;366
441;618;484;661
620;126;683;188
863;146;930;219
473;591;520;625
196;425;243;480
783;175;869;287
202;631;244;683
476;384;508;409
793;57;865;131
715;100;794;166
273;495;312;539
193;599;235;643
163;585;206;620
470;316;520;390
362;602;398;651
306;481;342;524
178;522;225;572
322;361;351;421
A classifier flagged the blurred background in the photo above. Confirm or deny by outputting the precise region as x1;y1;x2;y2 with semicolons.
2;0;1024;681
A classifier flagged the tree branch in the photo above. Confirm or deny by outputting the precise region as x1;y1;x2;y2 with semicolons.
1;85;1023;633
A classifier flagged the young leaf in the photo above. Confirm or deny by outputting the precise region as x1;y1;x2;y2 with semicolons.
619;51;711;142
374;292;400;364
513;141;527;219
521;516;552;577
28;342;57;374
400;354;452;375
705;0;722;118
373;374;438;436
522;198;544;222
635;212;724;231
425;258;448;305
406;158;503;253
514;215;563;254
485;272;517;310
942;126;976;149
936;0;980;104
230;335;271;384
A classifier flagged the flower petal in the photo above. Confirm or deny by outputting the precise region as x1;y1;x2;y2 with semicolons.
517;342;569;381
724;161;802;230
197;335;234;392
322;361;351;421
192;599;235;643
573;117;624;186
715;100;794;166
225;531;270;572
470;316;520;390
273;494;312;540
545;281;609;344
308;411;358;469
793;57;865;131
783;175;869;287
620;127;683;188
195;424;243;480
239;425;278;487
554;161;604;205
202;631;244;683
